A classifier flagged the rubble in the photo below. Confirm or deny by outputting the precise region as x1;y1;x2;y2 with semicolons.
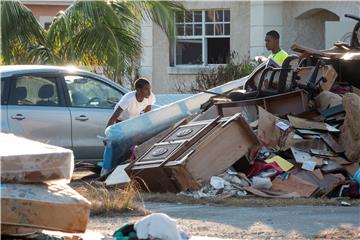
122;27;360;200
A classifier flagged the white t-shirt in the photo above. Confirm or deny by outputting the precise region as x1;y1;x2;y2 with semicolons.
114;91;156;120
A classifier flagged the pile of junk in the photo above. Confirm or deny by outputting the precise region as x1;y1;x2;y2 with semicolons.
103;14;360;200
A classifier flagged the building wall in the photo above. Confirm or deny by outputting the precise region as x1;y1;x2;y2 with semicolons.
151;1;251;93
24;4;70;27
282;1;360;53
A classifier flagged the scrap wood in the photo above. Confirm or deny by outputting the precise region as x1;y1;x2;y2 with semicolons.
296;110;324;122
288;115;339;133
291;43;333;58
321;160;344;173
294;139;330;153
257;107;292;150
321;173;346;196
313;168;324;180
270;174;319;197
242;186;300;198
320;133;345;153
327;156;352;165
339;93;360;162
293;138;338;158
257;106;281;148
291;168;345;197
319;65;337;91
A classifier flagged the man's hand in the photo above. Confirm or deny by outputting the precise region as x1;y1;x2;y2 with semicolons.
255;55;268;64
143;105;152;113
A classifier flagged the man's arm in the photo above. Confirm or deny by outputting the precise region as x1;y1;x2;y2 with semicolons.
106;106;123;127
143;105;152;113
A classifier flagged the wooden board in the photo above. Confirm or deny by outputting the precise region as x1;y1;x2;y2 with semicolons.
0;133;74;183
270;175;319;197
179;117;258;184
1;183;90;233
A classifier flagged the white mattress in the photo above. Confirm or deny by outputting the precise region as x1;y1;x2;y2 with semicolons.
1;183;91;233
0;133;74;183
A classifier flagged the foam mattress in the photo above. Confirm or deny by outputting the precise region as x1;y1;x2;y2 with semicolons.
0;133;74;183
1;183;91;233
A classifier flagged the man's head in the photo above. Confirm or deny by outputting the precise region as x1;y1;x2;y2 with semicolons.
265;30;280;52
134;77;151;99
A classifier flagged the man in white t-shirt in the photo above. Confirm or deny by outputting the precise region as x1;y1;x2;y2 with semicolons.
106;78;156;127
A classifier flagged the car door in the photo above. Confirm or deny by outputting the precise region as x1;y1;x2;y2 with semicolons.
62;75;124;161
7;75;72;149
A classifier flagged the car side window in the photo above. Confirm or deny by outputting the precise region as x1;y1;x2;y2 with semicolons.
10;76;60;106
64;75;123;109
1;78;7;105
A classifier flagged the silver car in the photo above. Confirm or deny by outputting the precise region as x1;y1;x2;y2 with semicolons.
0;65;189;163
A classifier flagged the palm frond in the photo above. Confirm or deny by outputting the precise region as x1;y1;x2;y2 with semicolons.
28;45;63;64
111;0;184;37
70;21;141;76
1;0;45;63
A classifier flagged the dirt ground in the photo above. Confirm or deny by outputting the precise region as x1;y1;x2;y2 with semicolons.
87;202;360;239
72;171;360;239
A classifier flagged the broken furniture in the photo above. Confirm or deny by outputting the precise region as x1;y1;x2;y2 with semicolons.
215;89;309;118
291;14;360;88
126;114;259;192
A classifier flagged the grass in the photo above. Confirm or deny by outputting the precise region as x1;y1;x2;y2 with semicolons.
71;171;360;217
71;180;149;216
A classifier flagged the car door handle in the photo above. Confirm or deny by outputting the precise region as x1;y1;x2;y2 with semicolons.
75;115;89;121
11;114;25;120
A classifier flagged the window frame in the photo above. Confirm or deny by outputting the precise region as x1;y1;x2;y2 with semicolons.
8;74;65;107
1;77;10;105
174;9;231;67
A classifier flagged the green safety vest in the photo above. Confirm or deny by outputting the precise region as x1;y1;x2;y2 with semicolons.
268;49;288;65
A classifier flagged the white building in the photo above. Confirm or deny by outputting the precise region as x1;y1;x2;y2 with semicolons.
22;0;360;93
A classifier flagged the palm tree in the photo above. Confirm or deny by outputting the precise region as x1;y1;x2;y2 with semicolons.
1;0;183;84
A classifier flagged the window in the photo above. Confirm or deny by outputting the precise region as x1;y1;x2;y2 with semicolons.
11;76;59;106
174;9;230;66
1;79;6;104
64;76;123;109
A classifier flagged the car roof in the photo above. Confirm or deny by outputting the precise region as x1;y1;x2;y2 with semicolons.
0;65;94;78
0;65;130;93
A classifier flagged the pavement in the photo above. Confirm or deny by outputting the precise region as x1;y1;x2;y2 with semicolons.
144;202;360;237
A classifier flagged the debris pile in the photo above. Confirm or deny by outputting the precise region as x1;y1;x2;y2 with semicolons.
124;39;360;200
0;133;90;236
